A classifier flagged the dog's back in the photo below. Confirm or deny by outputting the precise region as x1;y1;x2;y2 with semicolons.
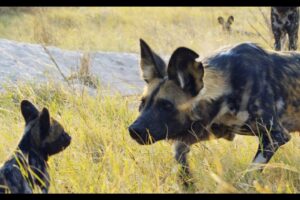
0;152;34;193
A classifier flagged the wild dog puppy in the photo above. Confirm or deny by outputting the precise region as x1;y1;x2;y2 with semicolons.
271;7;299;51
129;39;300;184
0;100;71;193
218;16;234;33
218;15;261;37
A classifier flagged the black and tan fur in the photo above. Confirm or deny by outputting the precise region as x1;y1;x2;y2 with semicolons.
271;7;299;51
0;100;71;193
129;39;300;187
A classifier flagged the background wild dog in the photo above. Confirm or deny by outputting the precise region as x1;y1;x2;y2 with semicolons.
129;39;300;186
271;7;299;51
218;16;234;33
0;100;71;193
218;15;261;37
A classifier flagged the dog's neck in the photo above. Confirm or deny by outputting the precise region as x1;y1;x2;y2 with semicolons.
18;137;49;162
28;150;50;193
28;150;48;167
15;127;50;193
10;149;50;193
18;125;49;162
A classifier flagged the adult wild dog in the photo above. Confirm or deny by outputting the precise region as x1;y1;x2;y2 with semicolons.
271;7;299;51
0;100;71;193
129;39;299;183
217;15;261;37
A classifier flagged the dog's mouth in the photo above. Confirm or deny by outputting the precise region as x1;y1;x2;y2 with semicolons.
43;133;72;156
60;136;71;151
63;133;72;147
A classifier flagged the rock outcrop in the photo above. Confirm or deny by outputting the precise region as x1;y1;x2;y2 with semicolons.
0;39;146;96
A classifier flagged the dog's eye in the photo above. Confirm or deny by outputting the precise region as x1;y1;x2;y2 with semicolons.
159;99;174;111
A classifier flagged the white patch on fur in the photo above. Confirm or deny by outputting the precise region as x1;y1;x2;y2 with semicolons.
236;111;249;124
273;20;283;29
213;107;249;127
218;103;230;116
141;64;155;82
177;72;185;89
247;43;260;50
195;68;231;102
218;48;234;56
213;80;250;126
24;121;35;135
239;80;252;111
253;153;267;164
198;87;207;96
276;98;285;112
240;92;250;110
211;103;229;124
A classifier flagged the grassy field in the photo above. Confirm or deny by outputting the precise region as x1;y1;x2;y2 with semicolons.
0;7;275;54
0;7;299;193
0;83;299;193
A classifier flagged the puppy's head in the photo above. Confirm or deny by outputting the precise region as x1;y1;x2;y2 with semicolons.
19;100;71;158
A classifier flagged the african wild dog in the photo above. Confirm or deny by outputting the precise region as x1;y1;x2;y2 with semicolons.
218;16;235;33
218;15;261;37
0;100;71;193
129;39;300;186
271;7;299;51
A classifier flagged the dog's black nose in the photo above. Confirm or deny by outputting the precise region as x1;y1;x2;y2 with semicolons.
128;125;141;140
63;132;72;145
128;124;147;144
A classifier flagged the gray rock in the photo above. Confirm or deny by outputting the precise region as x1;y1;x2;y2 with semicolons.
0;39;154;96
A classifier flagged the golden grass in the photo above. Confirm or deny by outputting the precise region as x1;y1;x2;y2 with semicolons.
0;7;299;193
0;83;299;193
0;7;275;54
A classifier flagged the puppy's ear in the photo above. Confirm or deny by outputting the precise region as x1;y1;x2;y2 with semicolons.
39;108;50;140
167;47;204;96
218;16;225;25
21;100;39;124
140;39;166;83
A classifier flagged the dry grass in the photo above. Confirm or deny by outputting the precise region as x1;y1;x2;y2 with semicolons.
0;7;275;54
0;7;299;193
0;83;299;193
67;52;99;89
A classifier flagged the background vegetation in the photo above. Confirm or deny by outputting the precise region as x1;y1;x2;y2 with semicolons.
0;7;274;53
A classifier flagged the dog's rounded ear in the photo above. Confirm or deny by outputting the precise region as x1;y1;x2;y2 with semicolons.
228;16;234;24
167;47;204;96
139;39;166;83
21;100;39;124
218;16;225;25
39;108;50;139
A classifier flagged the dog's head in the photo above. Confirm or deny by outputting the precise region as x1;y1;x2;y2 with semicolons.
128;39;205;145
19;100;71;158
218;16;234;32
